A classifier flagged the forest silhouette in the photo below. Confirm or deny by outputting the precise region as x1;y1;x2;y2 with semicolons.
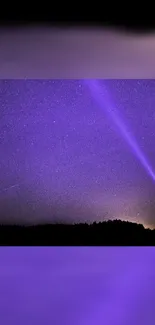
0;219;155;245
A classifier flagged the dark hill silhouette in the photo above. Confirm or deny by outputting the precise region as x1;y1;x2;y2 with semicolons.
0;219;155;245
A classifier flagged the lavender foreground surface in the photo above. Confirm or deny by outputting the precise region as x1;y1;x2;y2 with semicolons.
0;247;155;325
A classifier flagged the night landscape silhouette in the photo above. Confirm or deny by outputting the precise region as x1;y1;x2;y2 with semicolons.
0;219;155;245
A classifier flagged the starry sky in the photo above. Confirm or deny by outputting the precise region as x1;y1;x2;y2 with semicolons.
0;79;155;227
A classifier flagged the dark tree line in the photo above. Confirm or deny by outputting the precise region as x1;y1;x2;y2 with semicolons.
0;219;155;245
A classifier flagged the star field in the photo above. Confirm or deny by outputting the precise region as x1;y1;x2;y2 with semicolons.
0;79;155;226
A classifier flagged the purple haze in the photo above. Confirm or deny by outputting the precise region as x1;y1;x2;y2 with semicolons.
1;27;155;79
0;247;155;325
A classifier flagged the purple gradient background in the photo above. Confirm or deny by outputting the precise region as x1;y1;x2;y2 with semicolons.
1;27;155;78
1;79;155;227
0;247;155;325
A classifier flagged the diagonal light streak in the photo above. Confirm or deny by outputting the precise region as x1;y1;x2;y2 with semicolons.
84;79;155;182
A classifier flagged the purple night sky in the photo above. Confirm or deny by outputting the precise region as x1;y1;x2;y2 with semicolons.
0;247;155;325
0;79;155;227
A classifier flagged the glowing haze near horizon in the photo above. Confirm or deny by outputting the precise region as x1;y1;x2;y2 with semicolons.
1;79;155;227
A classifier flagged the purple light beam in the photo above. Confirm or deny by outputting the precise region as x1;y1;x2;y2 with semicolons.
84;79;155;182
